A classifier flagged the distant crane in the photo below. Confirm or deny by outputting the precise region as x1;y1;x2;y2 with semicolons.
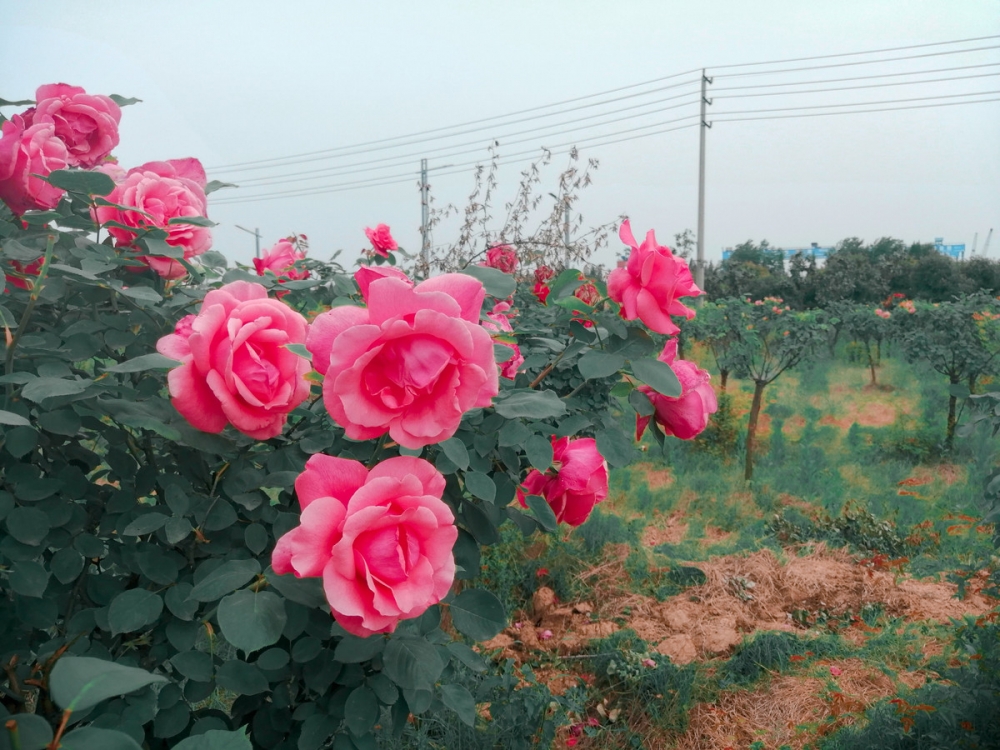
971;232;978;254
983;228;994;257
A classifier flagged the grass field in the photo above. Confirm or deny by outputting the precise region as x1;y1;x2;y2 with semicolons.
466;346;999;749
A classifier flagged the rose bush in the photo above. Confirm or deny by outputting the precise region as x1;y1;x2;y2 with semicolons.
253;236;309;281
635;339;718;440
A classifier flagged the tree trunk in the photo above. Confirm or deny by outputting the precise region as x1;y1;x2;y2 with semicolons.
946;382;958;450
720;369;729;392
744;380;766;481
968;372;977;395
876;339;882;365
866;346;877;386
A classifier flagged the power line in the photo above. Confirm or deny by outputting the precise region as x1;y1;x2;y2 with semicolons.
710;33;1000;70
208;36;1000;173
230;91;702;187
711;88;1000;116
713;93;1000;123
711;61;1000;92
713;44;1000;79
714;71;1000;100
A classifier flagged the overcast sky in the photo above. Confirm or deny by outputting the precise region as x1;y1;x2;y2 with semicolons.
2;0;998;270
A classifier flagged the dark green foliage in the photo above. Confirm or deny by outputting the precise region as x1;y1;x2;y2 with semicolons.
769;504;915;557
720;631;843;687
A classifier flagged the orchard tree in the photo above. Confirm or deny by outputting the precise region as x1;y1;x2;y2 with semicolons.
841;303;894;386
721;297;827;480
898;293;1000;448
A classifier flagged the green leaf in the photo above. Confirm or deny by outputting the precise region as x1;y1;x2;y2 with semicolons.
204;180;237;195
525;434;553;471
59;728;144;750
0;714;53;750
172;730;252;750
524;495;558;532
170;650;214;682
109;589;163;634
216;660;269;695
345;686;379;736
2;238;43;262
37;409;81;435
554;296;592;314
20;377;89;402
0;409;31;426
548;268;583;299
168;215;216;227
334;634;386;664
104;353;179;373
5;425;38;457
464;472;496;502
265;567;327;609
459;265;516;299
109;94;142;107
45;169;116;196
382;638;445;691
629;388;656;417
449;589;506;641
0;98;35;108
122;512;170;536
494;390;567;419
439;437;469;471
631;357;682;397
189;559;261;601
6;506;50;545
50;547;84;584
217;590;287;654
440;684;476;727
284;343;312;361
49;656;167;712
596;427;636;468
447;642;487;673
10;561;49;597
578;351;626;380
497;420;530;447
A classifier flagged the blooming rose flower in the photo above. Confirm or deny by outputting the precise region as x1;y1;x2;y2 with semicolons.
574;280;600;306
4;257;44;291
307;272;499;448
608;219;702;335
93;158;211;279
253;237;308;281
0;115;69;215
518;437;609;527
482;301;524;379
534;265;555;284
533;281;550;305
156;281;310;440
354;264;412;300
635;339;718;441
272;454;457;637
22;83;121;167
875;308;891;319
364;224;397;257
483;245;518;274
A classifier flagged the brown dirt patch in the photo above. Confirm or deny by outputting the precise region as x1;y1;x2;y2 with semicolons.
674;659;899;750
934;463;964;485
633;462;674;490
701;526;734;546
642;511;688;547
819;400;898;430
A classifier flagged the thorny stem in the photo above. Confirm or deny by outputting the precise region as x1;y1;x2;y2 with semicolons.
5;235;55;408
46;710;72;750
529;348;568;389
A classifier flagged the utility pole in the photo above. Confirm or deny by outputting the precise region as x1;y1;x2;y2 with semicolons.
235;224;262;259
420;158;429;276
696;69;712;294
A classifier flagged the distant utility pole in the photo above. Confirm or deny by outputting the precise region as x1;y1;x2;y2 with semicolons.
420;158;430;275
696;69;713;294
235;224;262;259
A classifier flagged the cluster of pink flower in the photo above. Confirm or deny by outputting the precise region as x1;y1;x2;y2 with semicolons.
875;308;892;319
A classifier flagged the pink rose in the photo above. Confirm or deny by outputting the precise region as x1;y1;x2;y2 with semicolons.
4;257;44;291
364;224;397;257
22;83;121;168
354;264;412;300
517;437;609;527
92;158;211;279
307;272;499;448
253;237;308;281
272;454;457;637
534;265;555;284
0;115;69;215
156;281;310;440
483;301;523;379
533;281;550;305
635;339;718;441
608;220;702;335
574;280;600;306
483;245;518;274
